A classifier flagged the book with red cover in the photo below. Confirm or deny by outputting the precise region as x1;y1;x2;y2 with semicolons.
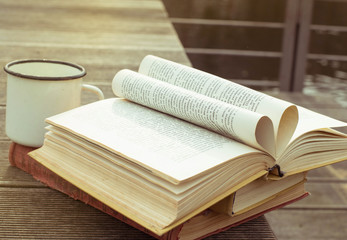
9;142;307;240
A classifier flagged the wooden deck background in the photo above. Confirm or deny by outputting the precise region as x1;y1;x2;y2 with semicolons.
1;0;347;239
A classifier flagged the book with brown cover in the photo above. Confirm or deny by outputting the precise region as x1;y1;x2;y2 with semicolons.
8;142;307;240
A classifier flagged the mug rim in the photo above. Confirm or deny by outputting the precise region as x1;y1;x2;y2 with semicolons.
4;59;86;80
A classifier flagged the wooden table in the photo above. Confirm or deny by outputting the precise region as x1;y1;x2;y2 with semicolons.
0;0;276;239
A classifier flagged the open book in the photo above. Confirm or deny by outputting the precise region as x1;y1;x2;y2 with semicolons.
29;55;347;235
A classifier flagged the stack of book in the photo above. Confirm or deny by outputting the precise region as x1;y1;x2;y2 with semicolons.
10;56;347;239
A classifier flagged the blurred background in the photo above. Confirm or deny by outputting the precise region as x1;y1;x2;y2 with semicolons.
163;0;347;107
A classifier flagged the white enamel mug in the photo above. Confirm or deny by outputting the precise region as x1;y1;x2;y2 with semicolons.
5;59;104;147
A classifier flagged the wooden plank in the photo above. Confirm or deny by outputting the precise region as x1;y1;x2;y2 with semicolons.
0;187;275;239
0;187;154;239
0;0;168;26
308;161;347;180
0;29;183;51
0;141;43;187
289;182;347;208
0;107;5;139
0;141;10;161
0;0;177;50
266;209;347;239
0;81;5;106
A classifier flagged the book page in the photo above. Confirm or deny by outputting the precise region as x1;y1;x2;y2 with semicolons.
271;106;347;173
45;125;252;197
112;69;275;156
46;98;273;183
292;106;347;140
139;55;299;157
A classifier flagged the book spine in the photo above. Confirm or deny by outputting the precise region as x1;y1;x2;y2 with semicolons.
8;142;179;240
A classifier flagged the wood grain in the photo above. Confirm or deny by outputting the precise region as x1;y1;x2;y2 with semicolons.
266;210;347;239
0;186;275;239
0;0;346;239
0;0;190;101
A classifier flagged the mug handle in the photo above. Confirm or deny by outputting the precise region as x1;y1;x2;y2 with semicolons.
82;84;104;100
